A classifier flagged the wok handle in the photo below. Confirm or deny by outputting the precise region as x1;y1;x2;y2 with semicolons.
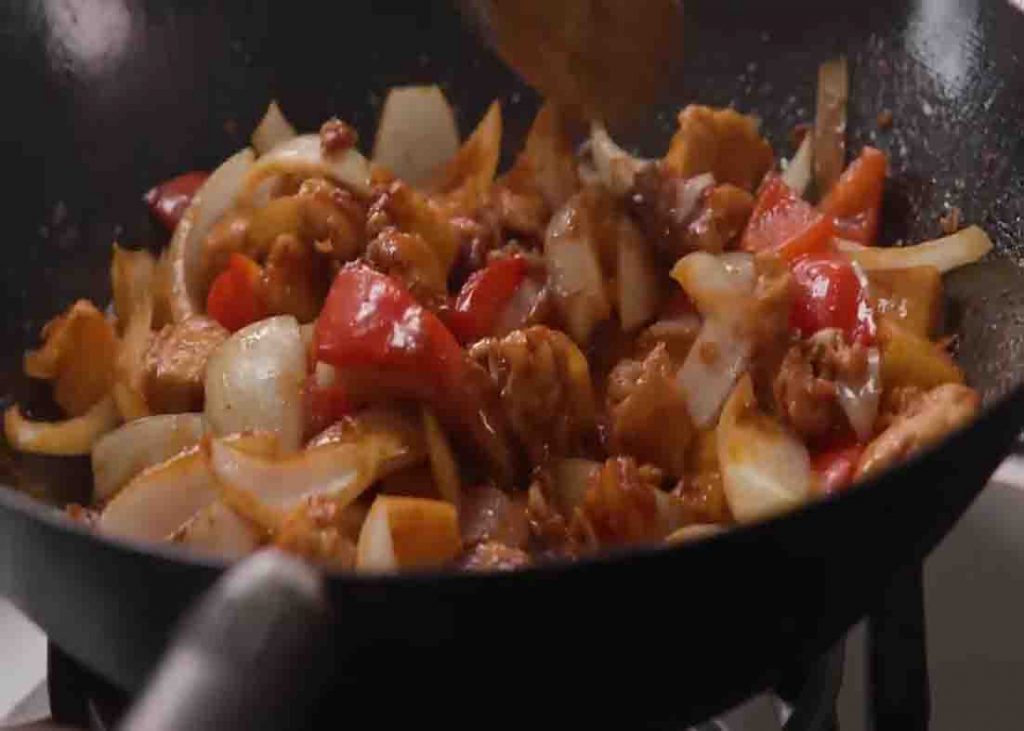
867;563;931;731
119;550;333;731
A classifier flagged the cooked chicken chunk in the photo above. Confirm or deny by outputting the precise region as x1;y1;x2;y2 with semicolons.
606;344;693;477
143;315;228;413
469;326;597;464
580;457;664;546
773;329;868;441
365;227;448;309
630;163;754;260
856;383;979;479
663;105;774;192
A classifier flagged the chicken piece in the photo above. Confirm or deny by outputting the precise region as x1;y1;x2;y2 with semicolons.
469;326;597;464
459;483;530;549
683;184;755;253
673;430;731;524
296;177;366;262
876;385;925;431
524;471;597;558
274;496;363;569
630;163;754;260
606;344;693;477
364;227;447;309
856;383;978;480
580;456;664;546
773;329;868;441
663;105;774;192
366;180;459;274
143;315;228;413
459;540;531;571
24;300;117;417
261;232;329;323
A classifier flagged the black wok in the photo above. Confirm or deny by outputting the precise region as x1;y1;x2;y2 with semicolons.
2;0;1024;727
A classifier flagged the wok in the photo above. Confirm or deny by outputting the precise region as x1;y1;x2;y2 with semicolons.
2;0;1024;727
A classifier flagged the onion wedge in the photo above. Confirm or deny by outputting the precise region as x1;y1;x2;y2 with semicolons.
671;251;755;318
251;100;297;156
171;501;262;559
588;123;649;197
616;215;660;331
837;226;993;273
241;134;371;201
677;317;753;430
837;347;882;442
91;413;206;503
544;194;612;344
4;396;120;456
204;316;306;452
356;495;460;572
781;132;814;198
422;407;462;508
717;375;812;523
209;432;407;531
99;446;217;542
167;148;255;321
373;85;459;186
813;56;849;197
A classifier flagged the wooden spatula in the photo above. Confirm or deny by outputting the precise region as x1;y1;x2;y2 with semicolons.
460;0;684;124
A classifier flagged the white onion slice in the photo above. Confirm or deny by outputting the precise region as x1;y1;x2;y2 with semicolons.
677;317;752;430
422;407;462;508
251;100;297;156
355;495;461;572
241;134;371;200
544;195;612;344
167;148;255;322
171;501;262;559
717;375;812;523
4;396;120;457
588;123;649;196
837;347;882;442
99;447;218;542
837;226;993;273
373;85;460;187
665;524;726;545
671;251;755;319
91;413;206;503
617;215;661;331
209;433;404;530
781;133;814;198
204;316;306;452
814;56;849;197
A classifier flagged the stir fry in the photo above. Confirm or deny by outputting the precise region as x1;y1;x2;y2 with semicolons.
5;66;992;572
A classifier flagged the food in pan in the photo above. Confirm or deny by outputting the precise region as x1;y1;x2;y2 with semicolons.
4;63;992;572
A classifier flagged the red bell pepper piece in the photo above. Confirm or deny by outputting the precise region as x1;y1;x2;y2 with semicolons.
316;263;514;482
790;252;875;345
812;441;864;495
447;256;528;343
741;176;835;262
143;171;208;232
206;253;267;332
819;147;888;245
304;379;353;438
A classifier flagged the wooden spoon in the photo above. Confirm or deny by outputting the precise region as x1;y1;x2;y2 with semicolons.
460;0;684;124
